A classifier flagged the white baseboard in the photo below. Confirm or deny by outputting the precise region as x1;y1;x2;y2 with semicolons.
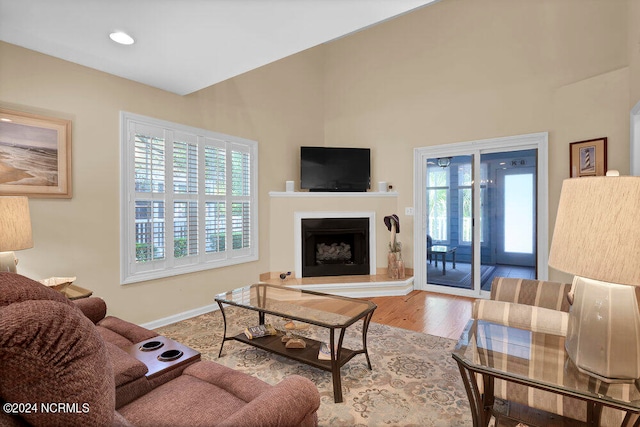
140;303;219;330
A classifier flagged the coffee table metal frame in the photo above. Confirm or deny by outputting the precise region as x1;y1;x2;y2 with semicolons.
215;283;377;403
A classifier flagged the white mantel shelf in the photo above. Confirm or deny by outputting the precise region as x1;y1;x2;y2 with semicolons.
269;191;398;198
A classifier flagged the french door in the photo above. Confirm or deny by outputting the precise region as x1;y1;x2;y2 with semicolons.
413;133;549;298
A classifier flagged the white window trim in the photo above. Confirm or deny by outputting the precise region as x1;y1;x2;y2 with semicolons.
426;167;450;244
120;111;258;285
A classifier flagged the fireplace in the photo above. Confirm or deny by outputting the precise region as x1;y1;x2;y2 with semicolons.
301;217;370;277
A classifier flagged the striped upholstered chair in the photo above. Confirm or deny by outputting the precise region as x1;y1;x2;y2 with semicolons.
472;277;637;426
473;277;572;336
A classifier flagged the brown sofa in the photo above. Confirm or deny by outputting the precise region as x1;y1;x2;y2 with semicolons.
0;272;320;426
73;296;177;408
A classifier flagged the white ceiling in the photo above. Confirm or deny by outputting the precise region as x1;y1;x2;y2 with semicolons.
0;0;436;95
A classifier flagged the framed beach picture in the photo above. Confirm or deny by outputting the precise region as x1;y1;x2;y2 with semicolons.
569;137;607;178
0;108;72;198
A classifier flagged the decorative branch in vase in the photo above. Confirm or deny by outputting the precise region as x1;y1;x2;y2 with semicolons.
384;214;405;279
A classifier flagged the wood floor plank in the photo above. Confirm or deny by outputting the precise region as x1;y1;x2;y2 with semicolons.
264;274;476;340
362;291;474;340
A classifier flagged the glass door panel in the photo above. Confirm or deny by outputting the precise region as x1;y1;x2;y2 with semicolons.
497;168;536;266
426;155;474;290
481;150;537;285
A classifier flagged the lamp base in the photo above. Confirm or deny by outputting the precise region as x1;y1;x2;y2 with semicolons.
0;251;17;273
566;276;640;383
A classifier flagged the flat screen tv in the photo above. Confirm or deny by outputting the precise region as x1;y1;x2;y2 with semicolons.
300;146;370;192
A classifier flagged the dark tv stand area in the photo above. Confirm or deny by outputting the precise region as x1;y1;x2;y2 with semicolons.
308;188;368;192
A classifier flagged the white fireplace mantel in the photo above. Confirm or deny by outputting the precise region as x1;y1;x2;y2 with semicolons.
268;189;407;296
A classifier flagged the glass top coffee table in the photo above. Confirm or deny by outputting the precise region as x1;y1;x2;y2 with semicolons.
215;283;377;403
452;319;640;426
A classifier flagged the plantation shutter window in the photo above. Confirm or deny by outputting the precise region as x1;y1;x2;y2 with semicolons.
120;112;258;284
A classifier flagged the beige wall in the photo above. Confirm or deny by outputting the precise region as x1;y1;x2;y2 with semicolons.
630;0;640;106
550;67;630;282
0;0;636;322
0;42;324;323
320;0;630;280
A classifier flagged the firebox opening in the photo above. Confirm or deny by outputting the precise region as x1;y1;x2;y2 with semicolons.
301;217;370;277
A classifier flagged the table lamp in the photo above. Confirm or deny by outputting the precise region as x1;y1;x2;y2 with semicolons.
548;173;640;383
0;196;33;273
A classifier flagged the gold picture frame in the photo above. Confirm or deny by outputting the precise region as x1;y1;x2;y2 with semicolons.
569;137;607;178
0;108;72;198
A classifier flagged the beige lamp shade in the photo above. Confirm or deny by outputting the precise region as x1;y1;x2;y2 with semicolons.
549;175;640;382
548;176;640;286
0;196;33;252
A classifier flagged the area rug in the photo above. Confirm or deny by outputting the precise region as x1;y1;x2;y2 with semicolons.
427;262;495;291
155;306;473;426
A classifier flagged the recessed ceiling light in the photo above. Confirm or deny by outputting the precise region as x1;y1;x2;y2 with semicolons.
0;118;12;122
109;31;135;45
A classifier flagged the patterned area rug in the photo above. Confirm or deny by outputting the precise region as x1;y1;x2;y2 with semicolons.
155;307;473;426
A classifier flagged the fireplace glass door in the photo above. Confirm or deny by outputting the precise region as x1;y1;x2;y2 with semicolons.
301;217;370;277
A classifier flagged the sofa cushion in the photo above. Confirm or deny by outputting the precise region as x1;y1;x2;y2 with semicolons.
118;366;250;426
118;361;320;427
74;297;108;324
97;316;158;347
0;298;115;426
97;324;141;348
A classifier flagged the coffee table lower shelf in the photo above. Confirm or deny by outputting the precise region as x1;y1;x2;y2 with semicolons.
225;331;369;403
229;332;361;371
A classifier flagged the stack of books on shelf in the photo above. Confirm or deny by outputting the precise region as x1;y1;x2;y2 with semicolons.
318;342;334;360
244;324;277;339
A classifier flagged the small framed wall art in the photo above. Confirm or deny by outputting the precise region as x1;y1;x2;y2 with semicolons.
569;137;607;178
0;108;72;198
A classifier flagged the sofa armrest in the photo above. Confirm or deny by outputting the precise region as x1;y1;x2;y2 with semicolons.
473;299;568;336
218;375;320;427
103;341;149;387
96;316;158;346
74;297;107;324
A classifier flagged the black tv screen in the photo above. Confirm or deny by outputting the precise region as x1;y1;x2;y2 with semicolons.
300;146;371;192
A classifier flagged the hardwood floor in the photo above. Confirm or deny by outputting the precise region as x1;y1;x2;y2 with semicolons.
362;291;474;340
265;274;477;340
